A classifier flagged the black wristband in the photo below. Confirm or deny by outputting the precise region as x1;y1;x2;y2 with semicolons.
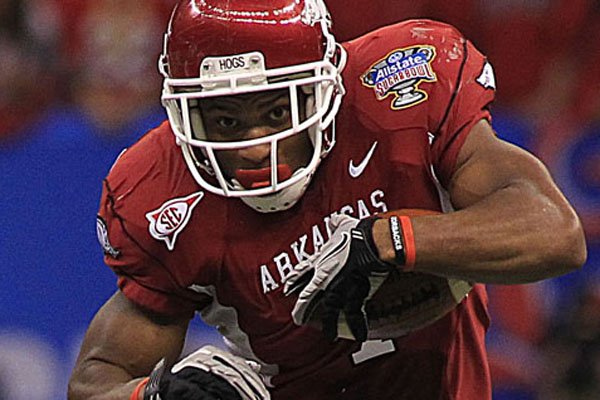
388;216;407;266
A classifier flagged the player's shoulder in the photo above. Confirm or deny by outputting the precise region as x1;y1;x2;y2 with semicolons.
340;19;492;131
105;120;181;192
102;120;203;217
343;18;475;91
99;120;219;254
345;19;466;59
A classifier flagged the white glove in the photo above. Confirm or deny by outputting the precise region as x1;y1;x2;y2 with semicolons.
144;345;270;400
284;214;391;341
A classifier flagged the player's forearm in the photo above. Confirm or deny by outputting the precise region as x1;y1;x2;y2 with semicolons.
68;359;147;400
68;292;189;400
374;182;587;284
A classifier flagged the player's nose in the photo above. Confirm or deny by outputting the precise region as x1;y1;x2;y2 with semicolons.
237;126;274;165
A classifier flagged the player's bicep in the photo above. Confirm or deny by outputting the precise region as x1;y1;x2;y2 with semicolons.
448;119;554;209
74;291;189;380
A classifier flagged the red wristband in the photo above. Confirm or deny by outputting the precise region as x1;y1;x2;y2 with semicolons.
398;216;416;270
130;377;149;400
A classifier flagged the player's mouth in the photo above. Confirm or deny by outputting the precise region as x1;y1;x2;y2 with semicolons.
235;165;292;189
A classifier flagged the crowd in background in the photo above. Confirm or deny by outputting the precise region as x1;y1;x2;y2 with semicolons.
1;0;599;399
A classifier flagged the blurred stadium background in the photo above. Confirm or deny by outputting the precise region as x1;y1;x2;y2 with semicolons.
1;0;598;399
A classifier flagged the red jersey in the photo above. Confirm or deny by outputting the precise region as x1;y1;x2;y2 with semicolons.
97;20;495;400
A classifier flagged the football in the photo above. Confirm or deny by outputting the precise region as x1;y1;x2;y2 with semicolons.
312;209;473;340
335;270;473;340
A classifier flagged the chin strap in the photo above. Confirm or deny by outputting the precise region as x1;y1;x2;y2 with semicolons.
237;168;314;213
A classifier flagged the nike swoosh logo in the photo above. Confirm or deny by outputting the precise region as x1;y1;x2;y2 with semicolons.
349;141;378;178
320;231;350;266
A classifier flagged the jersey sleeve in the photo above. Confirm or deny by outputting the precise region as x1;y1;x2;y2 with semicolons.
345;20;496;189
430;37;496;187
98;177;198;320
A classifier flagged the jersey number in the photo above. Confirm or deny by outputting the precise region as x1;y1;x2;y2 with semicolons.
351;339;396;365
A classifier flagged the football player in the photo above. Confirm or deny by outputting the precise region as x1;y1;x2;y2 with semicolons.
68;1;587;399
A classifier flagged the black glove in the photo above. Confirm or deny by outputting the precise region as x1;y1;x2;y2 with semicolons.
285;215;392;342
144;346;270;400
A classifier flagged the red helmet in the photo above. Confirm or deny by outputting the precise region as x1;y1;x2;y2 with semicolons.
159;0;346;212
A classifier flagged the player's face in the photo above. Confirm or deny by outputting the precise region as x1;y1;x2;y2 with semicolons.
199;89;313;189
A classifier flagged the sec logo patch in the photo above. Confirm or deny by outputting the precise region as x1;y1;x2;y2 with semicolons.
146;191;204;251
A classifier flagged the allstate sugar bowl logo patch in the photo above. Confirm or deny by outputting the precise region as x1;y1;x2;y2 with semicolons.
362;45;437;110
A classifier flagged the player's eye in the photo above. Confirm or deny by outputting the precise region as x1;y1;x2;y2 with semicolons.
216;116;239;129
268;106;290;123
